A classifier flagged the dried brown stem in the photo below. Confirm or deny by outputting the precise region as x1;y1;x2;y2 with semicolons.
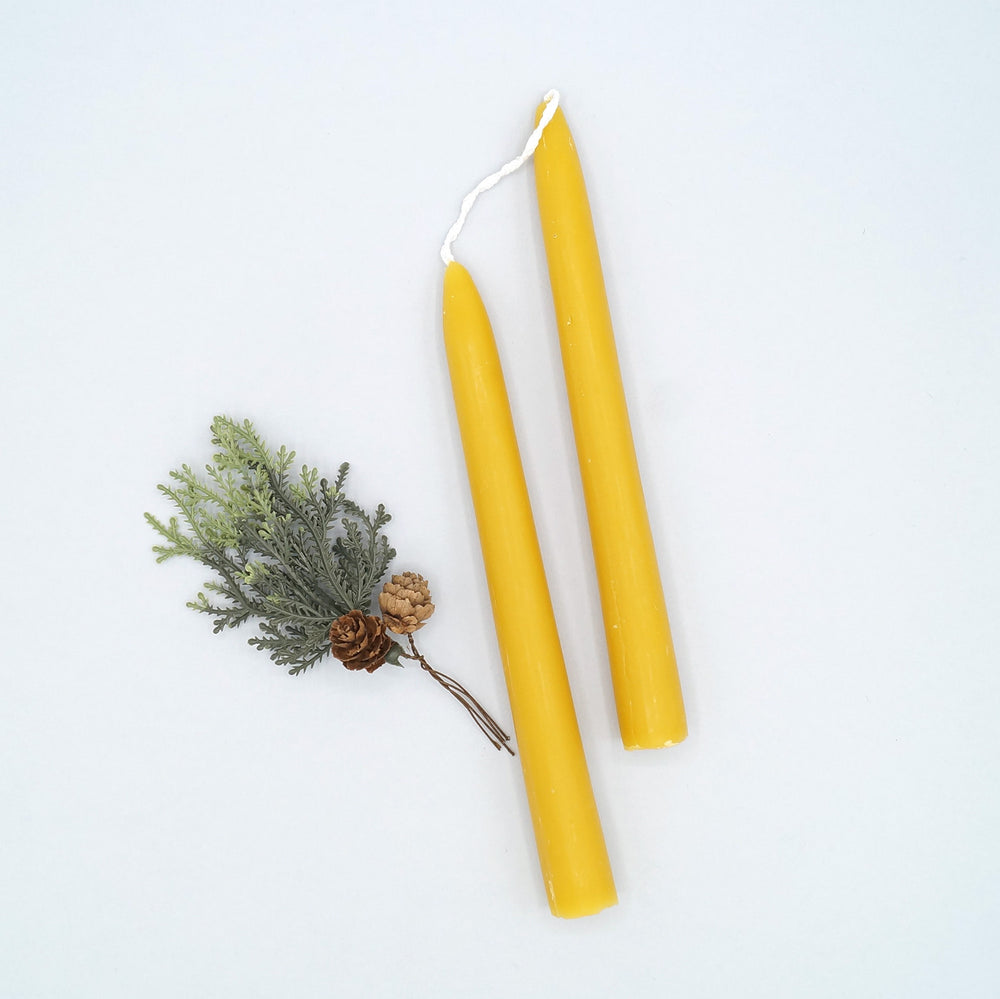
401;635;515;756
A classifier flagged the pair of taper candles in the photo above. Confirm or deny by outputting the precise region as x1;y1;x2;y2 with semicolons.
442;95;686;918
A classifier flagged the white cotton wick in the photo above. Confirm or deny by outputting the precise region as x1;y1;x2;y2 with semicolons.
440;89;561;266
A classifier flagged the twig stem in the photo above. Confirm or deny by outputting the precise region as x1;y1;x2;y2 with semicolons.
400;635;515;756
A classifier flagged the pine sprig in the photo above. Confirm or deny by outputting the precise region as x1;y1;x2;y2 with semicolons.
145;416;397;675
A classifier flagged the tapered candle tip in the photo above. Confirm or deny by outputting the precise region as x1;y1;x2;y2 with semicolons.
535;89;561;127
443;260;477;307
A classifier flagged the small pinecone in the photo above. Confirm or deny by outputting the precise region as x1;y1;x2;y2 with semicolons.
328;610;392;673
379;572;435;634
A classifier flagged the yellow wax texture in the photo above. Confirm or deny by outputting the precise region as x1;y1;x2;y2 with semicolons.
443;261;617;918
534;106;687;750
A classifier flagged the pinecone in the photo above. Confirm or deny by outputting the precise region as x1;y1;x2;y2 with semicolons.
328;610;392;672
379;572;435;634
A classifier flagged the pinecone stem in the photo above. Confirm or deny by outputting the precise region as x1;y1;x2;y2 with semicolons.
403;636;515;756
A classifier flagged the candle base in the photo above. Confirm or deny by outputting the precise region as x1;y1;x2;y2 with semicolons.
624;738;682;751
549;890;619;919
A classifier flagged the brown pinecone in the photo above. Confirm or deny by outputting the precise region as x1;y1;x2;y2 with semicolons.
379;572;435;634
328;610;392;673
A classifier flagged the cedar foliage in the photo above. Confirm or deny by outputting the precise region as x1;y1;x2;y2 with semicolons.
145;416;395;674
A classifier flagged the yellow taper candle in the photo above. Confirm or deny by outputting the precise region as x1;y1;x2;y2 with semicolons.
534;104;687;750
443;260;617;918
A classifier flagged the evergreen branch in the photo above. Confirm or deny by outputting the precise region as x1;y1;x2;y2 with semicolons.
147;416;397;674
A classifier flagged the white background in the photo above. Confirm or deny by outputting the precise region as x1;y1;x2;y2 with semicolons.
2;2;998;997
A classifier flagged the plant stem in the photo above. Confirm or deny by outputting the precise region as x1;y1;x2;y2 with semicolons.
401;635;515;756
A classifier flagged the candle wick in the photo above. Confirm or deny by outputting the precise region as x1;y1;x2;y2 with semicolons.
439;89;560;267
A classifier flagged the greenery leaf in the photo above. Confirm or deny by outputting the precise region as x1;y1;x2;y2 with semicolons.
146;416;396;674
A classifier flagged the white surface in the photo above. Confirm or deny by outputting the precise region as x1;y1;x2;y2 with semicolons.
2;3;998;997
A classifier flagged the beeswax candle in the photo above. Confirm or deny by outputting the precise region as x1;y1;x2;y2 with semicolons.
534;105;687;750
443;260;617;918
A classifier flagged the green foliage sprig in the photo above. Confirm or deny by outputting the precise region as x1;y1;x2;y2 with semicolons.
146;416;513;755
145;415;396;675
